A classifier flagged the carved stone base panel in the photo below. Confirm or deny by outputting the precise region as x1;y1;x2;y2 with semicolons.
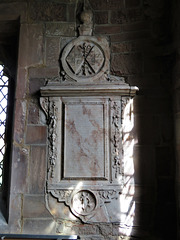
46;187;122;223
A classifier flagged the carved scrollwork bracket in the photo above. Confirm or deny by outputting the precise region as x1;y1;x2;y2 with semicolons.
49;188;99;222
50;189;73;202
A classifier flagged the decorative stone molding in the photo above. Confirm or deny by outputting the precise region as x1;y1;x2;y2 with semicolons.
50;189;73;202
40;98;58;178
98;190;120;201
111;101;123;179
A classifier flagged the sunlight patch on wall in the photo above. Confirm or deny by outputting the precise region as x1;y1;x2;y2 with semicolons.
119;98;135;236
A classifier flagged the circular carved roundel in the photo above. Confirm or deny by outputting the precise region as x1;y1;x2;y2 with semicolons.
71;190;97;216
61;36;109;82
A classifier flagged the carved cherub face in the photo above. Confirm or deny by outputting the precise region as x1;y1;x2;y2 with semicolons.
80;10;93;24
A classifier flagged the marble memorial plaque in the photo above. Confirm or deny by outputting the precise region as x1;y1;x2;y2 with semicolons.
63;99;108;180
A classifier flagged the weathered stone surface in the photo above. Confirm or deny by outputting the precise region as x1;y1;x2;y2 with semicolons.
26;126;47;144
11;146;29;193
28;2;66;22
16;67;27;99
95;25;122;35
29;78;46;96
23;195;50;218
46;37;60;67
95;22;150;35
28;67;59;79
90;0;124;10
98;224;112;236
8;193;22;233
111;42;137;53
18;24;44;67
110;10;127;24
111;9;143;24
48;199;77;222
23;219;56;234
28;99;39;124
110;30;150;42
72;224;99;235
111;53;142;75
29;146;46;193
13;100;27;144
67;4;76;22
127;75;161;89
45;23;75;36
122;21;151;32
95;11;108;24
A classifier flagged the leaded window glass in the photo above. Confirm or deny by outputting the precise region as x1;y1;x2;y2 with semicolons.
0;65;8;189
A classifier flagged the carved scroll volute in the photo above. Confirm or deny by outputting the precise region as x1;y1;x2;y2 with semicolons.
40;97;49;117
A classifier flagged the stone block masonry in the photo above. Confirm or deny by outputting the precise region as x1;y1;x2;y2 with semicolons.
0;0;177;240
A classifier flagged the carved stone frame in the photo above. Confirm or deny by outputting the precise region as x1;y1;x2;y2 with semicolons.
40;85;137;222
40;20;138;222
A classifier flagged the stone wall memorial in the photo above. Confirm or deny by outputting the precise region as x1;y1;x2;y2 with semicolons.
40;8;137;224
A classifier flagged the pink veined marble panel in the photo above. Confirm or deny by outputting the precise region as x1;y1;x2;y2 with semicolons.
63;101;106;179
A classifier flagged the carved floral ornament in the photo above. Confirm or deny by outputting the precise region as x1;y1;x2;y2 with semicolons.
40;97;58;178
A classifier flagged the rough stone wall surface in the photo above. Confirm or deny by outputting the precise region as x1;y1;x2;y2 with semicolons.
0;0;177;239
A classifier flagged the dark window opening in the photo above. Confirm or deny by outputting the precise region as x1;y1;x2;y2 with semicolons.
0;19;19;221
